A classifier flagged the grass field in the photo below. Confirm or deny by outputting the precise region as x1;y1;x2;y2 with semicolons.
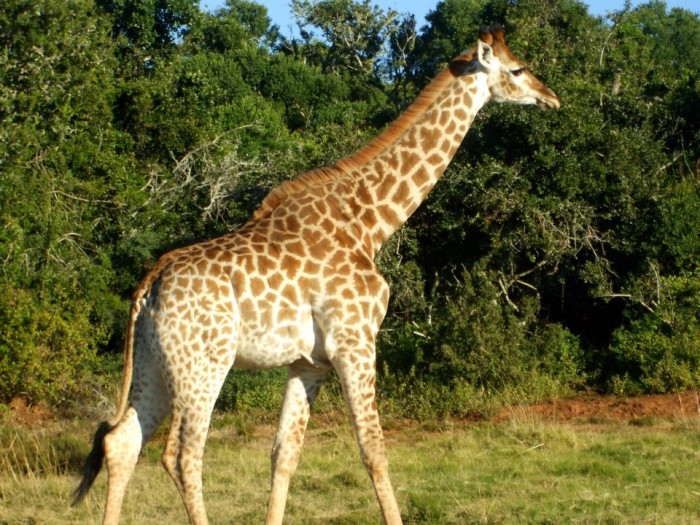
1;408;699;524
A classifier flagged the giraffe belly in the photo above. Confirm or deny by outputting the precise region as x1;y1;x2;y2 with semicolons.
233;305;328;370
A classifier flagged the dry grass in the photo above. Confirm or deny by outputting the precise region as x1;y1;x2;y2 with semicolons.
1;412;699;524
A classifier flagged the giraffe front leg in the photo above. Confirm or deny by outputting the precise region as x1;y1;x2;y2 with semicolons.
332;343;403;525
265;362;327;525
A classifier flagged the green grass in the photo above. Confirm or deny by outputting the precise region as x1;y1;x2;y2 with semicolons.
1;414;699;524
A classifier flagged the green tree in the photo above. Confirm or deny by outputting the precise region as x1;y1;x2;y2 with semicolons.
407;0;490;82
2;0;699;410
290;0;399;76
380;0;700;398
0;0;130;403
192;0;280;53
96;0;198;54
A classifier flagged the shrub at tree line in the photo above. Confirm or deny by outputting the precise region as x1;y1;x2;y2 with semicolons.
1;0;698;417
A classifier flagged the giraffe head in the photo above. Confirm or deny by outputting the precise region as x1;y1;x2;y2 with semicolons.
471;25;560;110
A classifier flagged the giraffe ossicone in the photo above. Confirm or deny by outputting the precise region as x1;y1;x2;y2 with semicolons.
74;25;559;525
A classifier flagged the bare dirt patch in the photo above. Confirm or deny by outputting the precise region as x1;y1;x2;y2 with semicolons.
494;390;700;423
7;397;55;427
6;391;700;431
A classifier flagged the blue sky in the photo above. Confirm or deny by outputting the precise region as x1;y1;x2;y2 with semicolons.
200;0;699;36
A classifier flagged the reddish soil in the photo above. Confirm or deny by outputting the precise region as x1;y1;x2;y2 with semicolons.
7;397;56;427
493;390;700;423
7;391;700;429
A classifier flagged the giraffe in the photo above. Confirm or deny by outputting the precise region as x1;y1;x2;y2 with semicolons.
73;25;559;525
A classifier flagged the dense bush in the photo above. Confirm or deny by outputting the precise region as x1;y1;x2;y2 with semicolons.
1;0;698;412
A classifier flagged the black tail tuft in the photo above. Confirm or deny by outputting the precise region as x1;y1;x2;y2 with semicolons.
71;421;114;506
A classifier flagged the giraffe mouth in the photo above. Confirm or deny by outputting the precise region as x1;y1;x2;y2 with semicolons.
536;89;561;110
537;97;560;110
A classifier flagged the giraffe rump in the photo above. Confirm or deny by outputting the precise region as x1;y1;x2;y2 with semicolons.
71;421;115;506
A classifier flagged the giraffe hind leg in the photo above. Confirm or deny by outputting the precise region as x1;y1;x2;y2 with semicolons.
100;407;143;525
161;365;231;525
162;409;210;525
101;373;172;525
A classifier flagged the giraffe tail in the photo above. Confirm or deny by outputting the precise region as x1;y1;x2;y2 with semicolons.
71;421;114;506
71;299;140;506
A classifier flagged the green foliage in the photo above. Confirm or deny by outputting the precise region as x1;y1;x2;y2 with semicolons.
409;0;491;81
378;264;585;418
96;0;199;54
0;283;106;405
608;270;700;394
0;0;131;403
1;0;699;411
215;369;286;412
398;0;700;403
291;0;400;75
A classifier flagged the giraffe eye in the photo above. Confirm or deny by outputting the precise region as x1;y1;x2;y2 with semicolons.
511;67;528;76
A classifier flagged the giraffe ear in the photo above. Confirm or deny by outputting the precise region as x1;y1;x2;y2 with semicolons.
477;40;496;69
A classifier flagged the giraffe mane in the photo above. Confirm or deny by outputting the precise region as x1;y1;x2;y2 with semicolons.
251;48;479;221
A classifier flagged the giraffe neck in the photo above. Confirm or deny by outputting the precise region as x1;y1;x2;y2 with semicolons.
251;55;490;256
343;61;489;252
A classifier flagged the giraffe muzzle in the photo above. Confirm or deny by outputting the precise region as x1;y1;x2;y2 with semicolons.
537;88;561;110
